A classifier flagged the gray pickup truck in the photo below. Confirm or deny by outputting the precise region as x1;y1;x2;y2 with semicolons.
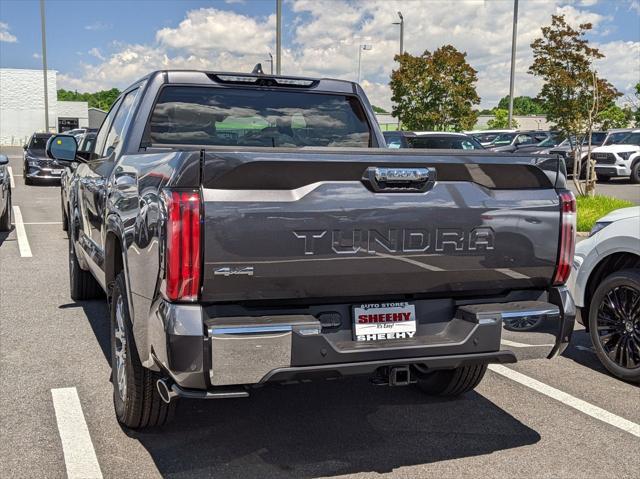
47;69;576;429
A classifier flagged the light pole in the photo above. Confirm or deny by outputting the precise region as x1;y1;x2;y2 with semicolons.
392;11;404;56
267;52;274;75
357;44;372;84
39;0;49;132
508;0;519;129
276;0;282;74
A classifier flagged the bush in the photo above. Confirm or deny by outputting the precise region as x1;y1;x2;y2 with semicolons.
576;195;634;232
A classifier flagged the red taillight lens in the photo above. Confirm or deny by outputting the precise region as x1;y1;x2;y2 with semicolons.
553;190;576;285
162;190;201;301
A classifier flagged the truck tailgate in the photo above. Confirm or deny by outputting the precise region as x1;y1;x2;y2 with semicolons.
200;149;561;302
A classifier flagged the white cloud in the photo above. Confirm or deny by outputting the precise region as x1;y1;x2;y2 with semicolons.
85;21;112;31
58;0;636;111
32;52;41;59
88;47;105;60
0;22;17;43
156;8;274;56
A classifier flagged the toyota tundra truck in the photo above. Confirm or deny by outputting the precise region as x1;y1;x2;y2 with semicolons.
47;69;576;429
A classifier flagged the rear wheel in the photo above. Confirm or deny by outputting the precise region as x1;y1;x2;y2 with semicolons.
0;190;11;231
111;272;176;428
630;162;640;184
68;217;102;300
588;270;640;383
415;364;487;396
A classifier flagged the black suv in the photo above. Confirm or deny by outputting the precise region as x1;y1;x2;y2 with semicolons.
23;132;71;185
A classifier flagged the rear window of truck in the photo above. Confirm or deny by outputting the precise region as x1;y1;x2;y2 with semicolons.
145;86;372;148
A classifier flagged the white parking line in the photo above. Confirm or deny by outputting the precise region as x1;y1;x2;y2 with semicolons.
51;388;103;479
7;166;15;188
489;364;640;438
12;206;32;257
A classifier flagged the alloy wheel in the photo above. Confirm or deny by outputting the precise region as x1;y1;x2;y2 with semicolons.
114;296;128;402
596;285;640;369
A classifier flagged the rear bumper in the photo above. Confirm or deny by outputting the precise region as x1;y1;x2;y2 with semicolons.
146;287;575;391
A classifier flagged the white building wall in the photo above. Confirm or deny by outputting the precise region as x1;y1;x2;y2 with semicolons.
0;68;58;145
58;101;89;127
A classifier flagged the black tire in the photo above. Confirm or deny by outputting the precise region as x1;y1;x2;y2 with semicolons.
415;364;487;396
24;176;32;186
588;269;640;384
631;162;640;184
111;273;176;428
68;217;102;300
0;190;11;232
597;174;612;183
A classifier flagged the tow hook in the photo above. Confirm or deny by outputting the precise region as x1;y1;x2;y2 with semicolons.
156;378;178;404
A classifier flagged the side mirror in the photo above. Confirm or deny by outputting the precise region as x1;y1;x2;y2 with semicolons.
23;145;27;151
0;155;8;166
46;134;77;162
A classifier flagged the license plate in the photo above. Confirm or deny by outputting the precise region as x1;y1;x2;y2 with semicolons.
51;169;63;174
353;302;416;341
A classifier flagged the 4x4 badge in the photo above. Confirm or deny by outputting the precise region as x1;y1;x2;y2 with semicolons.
214;266;254;277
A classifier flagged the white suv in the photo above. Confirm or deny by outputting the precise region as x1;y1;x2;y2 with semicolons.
590;130;640;183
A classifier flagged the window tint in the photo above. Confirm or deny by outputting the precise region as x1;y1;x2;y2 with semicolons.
93;98;122;159
619;132;640;146
102;89;139;157
28;135;52;151
491;133;516;146
604;132;632;145
146;86;372;148
407;136;483;149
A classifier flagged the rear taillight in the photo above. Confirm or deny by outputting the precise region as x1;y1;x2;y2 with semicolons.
162;190;201;301
553;190;576;285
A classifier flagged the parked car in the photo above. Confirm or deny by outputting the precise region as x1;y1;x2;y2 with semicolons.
466;129;516;147
383;131;484;149
589;130;640;183
570;207;640;383
486;131;552;152
50;69;575;429
547;132;607;176
22;132;73;185
0;154;11;231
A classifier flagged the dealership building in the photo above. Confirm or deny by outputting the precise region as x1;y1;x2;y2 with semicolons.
0;68;102;146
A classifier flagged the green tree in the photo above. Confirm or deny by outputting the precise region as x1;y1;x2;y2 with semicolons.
371;105;388;114
596;104;631;130
57;88;121;111
629;82;640;127
496;95;545;115
390;45;480;131
529;14;620;195
487;109;519;129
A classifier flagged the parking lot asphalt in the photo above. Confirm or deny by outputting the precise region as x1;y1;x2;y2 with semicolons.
1;145;639;479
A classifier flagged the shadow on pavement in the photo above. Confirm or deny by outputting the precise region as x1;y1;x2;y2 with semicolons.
561;329;617;378
0;230;12;248
128;378;541;478
60;300;110;363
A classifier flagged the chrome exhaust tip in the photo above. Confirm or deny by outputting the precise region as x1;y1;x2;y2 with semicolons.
156;378;178;404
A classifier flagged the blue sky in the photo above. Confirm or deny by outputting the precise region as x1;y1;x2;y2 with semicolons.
1;0;639;109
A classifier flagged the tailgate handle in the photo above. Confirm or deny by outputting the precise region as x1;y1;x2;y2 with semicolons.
362;166;436;193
